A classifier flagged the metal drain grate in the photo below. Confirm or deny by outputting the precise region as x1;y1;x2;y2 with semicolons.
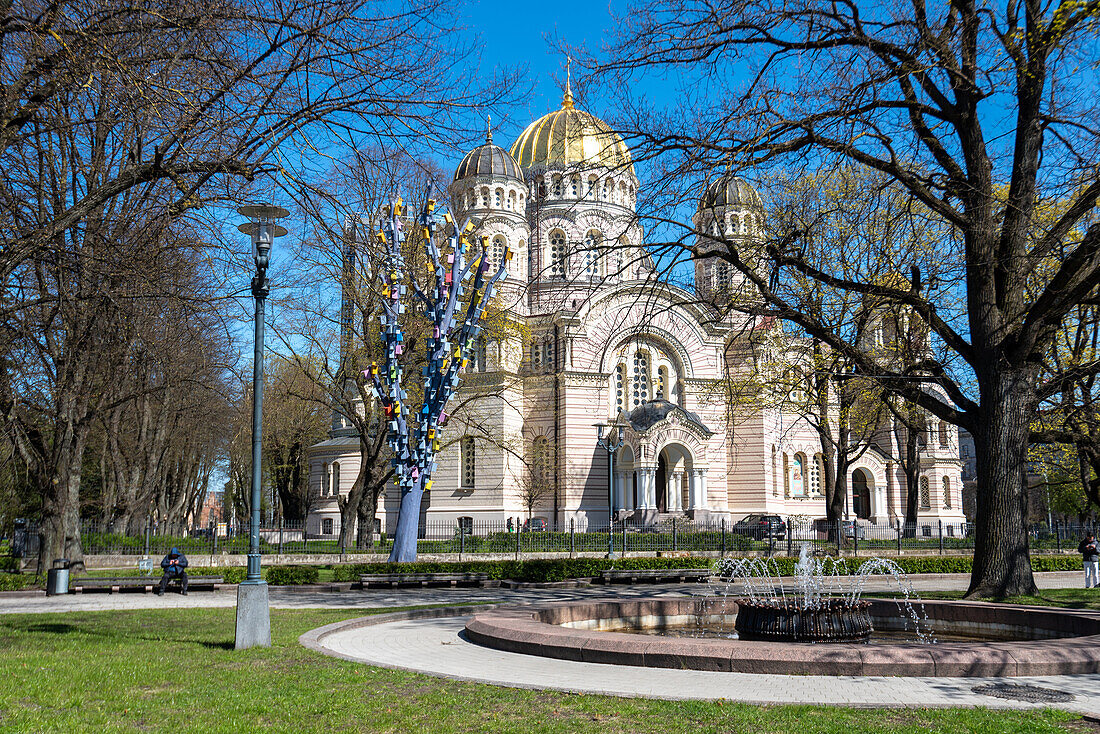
972;683;1076;704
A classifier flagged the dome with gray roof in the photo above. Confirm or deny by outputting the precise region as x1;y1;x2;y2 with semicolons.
453;129;524;182
698;175;763;210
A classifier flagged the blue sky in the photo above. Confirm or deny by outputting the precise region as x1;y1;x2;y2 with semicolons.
448;0;624;167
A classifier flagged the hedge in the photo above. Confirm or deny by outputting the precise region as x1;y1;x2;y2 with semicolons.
265;565;319;585
330;554;1085;583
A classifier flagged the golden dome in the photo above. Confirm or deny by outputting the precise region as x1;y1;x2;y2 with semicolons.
509;82;635;175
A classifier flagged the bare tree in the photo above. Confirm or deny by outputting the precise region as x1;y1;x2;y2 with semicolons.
0;0;519;565
585;2;1100;595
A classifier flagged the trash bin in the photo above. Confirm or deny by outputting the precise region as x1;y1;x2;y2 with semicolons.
46;558;70;596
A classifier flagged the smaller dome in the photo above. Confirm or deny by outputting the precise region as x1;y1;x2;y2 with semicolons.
698;175;762;210
622;399;712;435
453;127;524;182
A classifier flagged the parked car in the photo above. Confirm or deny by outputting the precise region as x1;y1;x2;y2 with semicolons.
731;514;787;540
522;517;548;532
842;520;866;540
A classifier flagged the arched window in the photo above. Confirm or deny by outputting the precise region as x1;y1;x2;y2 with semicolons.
549;230;567;277
331;462;340;496
321;518;334;535
631;350;650;407
507;191;516;210
532;436;553;485
466;189;475;208
494;188;503;207
552;175;563;197
656;366;668;400
480;187;489;207
771;447;778;497
583;230;601;277
461;437;476;489
543;337;555;372
942;476;952;508
470;335;487;372
518;193;525;208
715;262;731;290
614;363;627;413
939;422;950;448
919;476;931;509
811;454;823;495
321;463;330;497
587;175;598;198
570;176;579;197
491;235;506;271
730;213;740;234
782;453;790;498
792;454;806;496
744;212;753;233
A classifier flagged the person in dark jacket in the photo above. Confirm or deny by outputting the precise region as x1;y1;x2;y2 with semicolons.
156;547;189;595
1080;533;1099;589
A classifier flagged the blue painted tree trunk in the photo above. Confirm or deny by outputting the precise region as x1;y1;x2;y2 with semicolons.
367;195;509;564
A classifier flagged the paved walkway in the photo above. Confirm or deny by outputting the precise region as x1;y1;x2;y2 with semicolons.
0;571;1085;615
3;571;1097;713
308;612;1100;713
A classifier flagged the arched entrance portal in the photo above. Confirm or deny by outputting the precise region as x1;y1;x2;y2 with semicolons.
656;454;667;512
657;443;692;514
852;469;872;520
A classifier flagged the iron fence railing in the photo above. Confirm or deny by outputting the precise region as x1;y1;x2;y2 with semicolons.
4;517;1098;560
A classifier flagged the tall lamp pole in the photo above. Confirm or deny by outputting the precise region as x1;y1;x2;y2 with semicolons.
595;421;625;559
234;204;288;651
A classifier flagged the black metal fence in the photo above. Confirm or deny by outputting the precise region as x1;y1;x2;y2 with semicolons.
5;517;1098;559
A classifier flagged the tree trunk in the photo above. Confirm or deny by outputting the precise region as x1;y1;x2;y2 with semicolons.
388;478;425;563
41;426;90;572
966;367;1038;598
336;463;367;550
903;425;920;537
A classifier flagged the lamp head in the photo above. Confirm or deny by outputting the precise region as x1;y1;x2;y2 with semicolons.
237;204;289;270
593;421;607;441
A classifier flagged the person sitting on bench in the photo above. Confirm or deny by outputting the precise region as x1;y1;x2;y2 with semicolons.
156;547;189;595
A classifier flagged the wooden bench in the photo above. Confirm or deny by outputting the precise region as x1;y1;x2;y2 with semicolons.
599;568;711;585
359;572;493;588
70;576;224;594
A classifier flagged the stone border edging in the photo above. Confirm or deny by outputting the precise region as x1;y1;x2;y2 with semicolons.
463;597;1100;677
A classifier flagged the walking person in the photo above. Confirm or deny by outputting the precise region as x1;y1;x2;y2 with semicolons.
1080;533;1099;589
156;547;189;595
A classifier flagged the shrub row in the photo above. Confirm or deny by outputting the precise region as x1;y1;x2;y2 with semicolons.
331;554;1085;583
0;554;1083;591
264;565;319;585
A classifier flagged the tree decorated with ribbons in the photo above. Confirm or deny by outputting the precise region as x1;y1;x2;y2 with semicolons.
368;195;510;562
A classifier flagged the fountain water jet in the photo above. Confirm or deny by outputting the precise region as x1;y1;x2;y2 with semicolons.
710;545;934;643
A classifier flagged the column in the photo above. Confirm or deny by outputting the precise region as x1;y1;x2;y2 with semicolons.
687;471;697;510
638;468;656;508
692;468;708;510
668;471;684;512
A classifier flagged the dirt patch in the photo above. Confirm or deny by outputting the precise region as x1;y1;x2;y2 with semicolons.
1061;716;1100;733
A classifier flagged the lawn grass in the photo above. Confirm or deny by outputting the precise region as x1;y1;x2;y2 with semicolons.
0;606;1092;733
880;587;1100;611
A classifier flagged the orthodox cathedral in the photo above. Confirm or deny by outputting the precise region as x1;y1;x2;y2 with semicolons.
305;80;965;537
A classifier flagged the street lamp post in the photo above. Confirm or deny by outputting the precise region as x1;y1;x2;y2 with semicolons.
595;421;626;559
234;204;288;651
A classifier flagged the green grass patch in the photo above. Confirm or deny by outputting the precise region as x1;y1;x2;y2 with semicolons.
0;606;1086;733
884;587;1100;611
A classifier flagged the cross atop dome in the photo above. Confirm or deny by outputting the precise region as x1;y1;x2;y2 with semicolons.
563;56;574;110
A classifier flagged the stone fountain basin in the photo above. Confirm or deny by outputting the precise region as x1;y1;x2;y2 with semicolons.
463;598;1100;676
